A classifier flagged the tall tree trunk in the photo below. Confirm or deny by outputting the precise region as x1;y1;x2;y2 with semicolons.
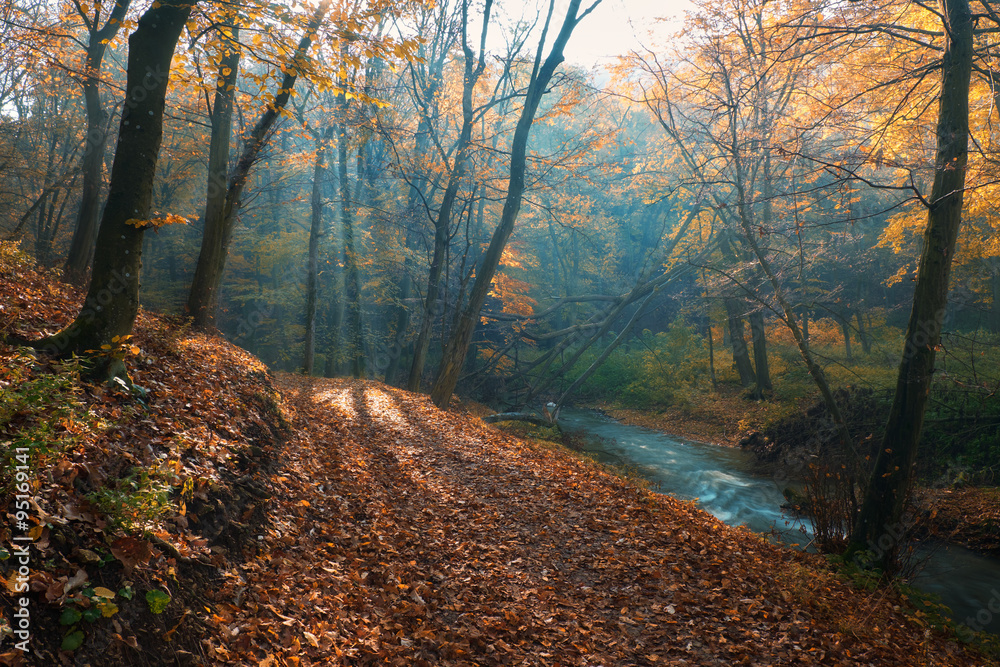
752;100;775;396
386;149;430;385
337;86;364;378
841;315;853;362
384;253;412;384
324;258;344;378
34;132;60;264
706;309;717;389
186;21;240;325
849;0;973;570
31;0;196;370
34;194;52;266
725;298;756;387
407;227;446;389
407;0;493;391
326;260;345;374
386;4;451;386
304;128;331;375
187;3;329;327
63;0;132;285
856;311;870;354
430;0;601;408
748;310;772;393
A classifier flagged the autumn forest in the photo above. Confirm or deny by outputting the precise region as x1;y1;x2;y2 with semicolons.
2;0;1000;664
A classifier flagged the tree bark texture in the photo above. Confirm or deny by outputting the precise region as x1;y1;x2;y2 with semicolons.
63;0;133;285
304;127;331;375
338;83;364;378
840;315;853;361
430;0;600;408
856;311;871;354
187;3;328;327
38;0;196;362
748;309;772;393
849;0;973;569
186;22;240;326
725;298;756;387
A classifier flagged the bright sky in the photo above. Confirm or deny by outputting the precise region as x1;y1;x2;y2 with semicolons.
562;0;693;66
493;0;695;69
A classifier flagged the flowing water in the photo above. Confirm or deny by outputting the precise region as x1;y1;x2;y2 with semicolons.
559;408;1000;636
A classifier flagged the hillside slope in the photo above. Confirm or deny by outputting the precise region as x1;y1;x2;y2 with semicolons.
0;244;286;665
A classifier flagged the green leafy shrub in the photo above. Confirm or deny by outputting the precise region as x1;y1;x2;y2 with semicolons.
0;352;92;493
576;349;644;402
574;319;714;409
57;585;126;653
145;589;171;614
86;465;175;533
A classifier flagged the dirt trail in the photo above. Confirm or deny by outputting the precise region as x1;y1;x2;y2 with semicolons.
202;375;980;666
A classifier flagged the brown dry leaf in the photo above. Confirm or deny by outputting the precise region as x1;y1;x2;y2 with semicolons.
110;536;153;572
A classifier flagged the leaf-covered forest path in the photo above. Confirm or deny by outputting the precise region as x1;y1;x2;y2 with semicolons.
205;374;978;666
0;247;986;667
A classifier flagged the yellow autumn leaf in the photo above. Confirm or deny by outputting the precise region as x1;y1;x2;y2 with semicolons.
126;213;188;229
93;586;116;599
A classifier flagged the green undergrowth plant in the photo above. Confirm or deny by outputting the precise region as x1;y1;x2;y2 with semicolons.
86;463;176;533
898;585;956;636
58;584;129;651
0;351;94;494
573;319;715;409
830;554;882;592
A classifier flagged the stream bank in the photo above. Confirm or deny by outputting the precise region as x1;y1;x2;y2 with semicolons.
591;387;755;447
556;407;1000;638
594;392;1000;559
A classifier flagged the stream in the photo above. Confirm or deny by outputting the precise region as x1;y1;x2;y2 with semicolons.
559;408;1000;636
